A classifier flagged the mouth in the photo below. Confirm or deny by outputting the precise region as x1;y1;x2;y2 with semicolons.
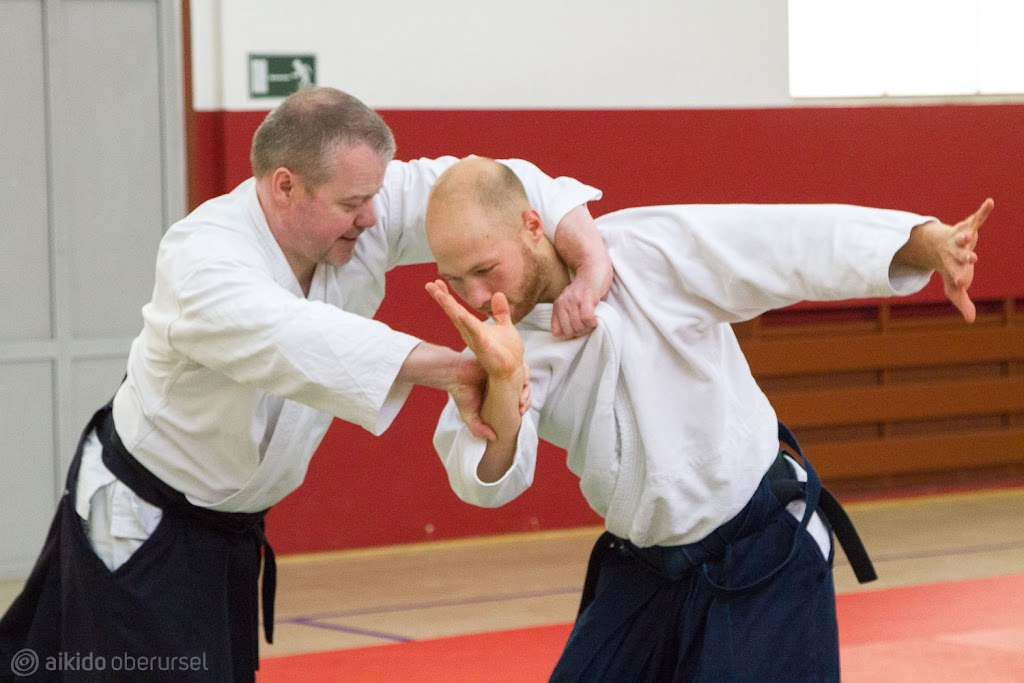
339;227;365;243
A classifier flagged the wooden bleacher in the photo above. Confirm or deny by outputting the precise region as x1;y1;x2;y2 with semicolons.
736;300;1024;481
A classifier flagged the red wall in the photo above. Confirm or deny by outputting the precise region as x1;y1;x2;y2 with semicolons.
192;105;1024;554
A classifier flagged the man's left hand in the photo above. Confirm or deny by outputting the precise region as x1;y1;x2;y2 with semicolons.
552;277;602;339
551;206;613;339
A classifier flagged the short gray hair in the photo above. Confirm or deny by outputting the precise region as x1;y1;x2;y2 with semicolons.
250;87;396;187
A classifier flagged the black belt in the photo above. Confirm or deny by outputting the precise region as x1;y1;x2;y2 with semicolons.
775;422;877;584
93;404;277;645
577;423;875;615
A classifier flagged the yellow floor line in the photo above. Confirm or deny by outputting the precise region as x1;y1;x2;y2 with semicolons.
278;487;1024;565
276;525;605;565
843;484;1024;510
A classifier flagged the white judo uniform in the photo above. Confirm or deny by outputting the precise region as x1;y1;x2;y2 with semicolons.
435;204;934;549
78;156;600;566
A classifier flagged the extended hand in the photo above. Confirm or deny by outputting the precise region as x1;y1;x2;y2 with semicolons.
426;280;524;379
940;198;993;323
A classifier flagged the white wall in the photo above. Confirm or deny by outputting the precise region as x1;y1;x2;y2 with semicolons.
191;0;792;111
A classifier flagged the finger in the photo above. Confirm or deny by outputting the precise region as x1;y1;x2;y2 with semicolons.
952;263;974;289
551;316;564;339
565;307;585;339
425;280;453;307
558;306;582;340
468;418;497;441
427;287;468;330
425;279;451;299
970;198;994;232
491;292;512;326
551;303;569;339
519;364;532;415
519;384;531;415
949;287;977;323
577;300;599;335
428;283;482;336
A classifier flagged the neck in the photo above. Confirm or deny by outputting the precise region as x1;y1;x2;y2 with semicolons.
536;241;572;304
256;179;315;296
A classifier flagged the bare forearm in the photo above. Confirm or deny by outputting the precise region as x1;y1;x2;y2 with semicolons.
893;220;945;271
554;205;612;297
477;370;524;483
396;342;464;390
551;205;613;338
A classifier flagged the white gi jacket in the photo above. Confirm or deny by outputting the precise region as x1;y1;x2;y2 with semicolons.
434;204;935;548
104;157;601;513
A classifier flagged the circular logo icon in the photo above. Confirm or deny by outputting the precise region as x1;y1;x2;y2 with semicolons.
11;649;39;676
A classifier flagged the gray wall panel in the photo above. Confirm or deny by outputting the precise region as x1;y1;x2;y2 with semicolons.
0;1;53;343
0;363;56;578
0;0;183;578
61;357;128;473
53;0;164;339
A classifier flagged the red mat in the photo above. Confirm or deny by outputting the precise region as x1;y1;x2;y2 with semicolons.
258;573;1024;682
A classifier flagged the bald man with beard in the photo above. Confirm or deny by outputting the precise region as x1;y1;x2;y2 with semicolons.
424;157;991;682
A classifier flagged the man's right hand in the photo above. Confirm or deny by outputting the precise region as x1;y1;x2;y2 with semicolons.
447;356;496;441
427;280;531;449
425;280;525;380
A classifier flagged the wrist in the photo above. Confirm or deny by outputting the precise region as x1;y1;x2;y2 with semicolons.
399;343;464;391
575;262;612;302
895;220;945;272
481;371;525;439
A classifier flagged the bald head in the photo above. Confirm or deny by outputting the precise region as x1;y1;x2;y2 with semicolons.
426;158;565;322
427;157;531;243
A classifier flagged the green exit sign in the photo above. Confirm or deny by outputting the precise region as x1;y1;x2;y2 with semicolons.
249;54;316;98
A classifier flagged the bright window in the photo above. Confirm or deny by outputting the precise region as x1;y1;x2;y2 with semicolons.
789;0;1024;98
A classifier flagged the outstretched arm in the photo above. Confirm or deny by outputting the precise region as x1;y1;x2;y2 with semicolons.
893;198;993;323
552;205;613;339
426;280;526;482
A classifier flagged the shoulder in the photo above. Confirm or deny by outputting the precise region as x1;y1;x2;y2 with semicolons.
160;197;266;276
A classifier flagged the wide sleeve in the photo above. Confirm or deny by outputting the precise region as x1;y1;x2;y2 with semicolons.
607;204;935;328
433;389;541;508
160;237;421;434
497;159;603;238
373;156;604;270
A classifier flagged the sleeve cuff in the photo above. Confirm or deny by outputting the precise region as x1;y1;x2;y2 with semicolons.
357;330;423;435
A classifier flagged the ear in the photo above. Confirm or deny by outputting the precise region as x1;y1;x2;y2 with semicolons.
268;167;299;205
521;209;545;244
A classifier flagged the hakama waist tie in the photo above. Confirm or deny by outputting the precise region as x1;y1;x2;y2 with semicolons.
95;404;277;649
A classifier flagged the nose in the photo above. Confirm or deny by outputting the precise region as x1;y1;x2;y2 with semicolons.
464;278;492;312
355;201;377;229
